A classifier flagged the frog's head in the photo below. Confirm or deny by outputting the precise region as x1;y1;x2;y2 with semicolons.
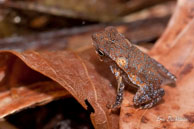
92;26;132;63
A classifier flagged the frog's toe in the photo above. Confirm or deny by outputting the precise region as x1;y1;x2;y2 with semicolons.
133;93;152;107
153;88;165;98
141;96;163;109
140;102;154;109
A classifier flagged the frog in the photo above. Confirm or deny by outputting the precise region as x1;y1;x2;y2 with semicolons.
92;26;176;109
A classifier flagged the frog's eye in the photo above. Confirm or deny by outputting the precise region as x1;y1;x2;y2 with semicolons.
97;49;104;56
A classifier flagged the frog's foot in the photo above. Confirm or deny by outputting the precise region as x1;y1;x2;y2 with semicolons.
110;82;125;109
133;85;165;109
140;95;163;109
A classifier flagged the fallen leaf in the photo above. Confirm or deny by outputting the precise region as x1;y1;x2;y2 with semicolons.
0;52;70;118
0;81;69;118
0;49;119;129
150;0;194;57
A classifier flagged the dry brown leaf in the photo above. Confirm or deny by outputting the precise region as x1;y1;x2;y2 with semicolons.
0;49;119;129
150;0;194;57
0;53;70;118
0;81;69;118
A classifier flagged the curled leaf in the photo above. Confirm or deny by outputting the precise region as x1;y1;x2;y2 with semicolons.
0;49;119;129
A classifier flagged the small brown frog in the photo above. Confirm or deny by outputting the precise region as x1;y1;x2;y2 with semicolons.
92;27;176;109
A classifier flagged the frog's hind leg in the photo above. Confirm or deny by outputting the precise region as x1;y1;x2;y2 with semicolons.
133;84;165;109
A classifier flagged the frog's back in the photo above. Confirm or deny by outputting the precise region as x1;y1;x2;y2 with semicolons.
125;46;163;87
119;45;176;88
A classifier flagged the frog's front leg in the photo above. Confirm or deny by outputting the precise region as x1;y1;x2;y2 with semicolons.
110;66;125;109
133;84;165;109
